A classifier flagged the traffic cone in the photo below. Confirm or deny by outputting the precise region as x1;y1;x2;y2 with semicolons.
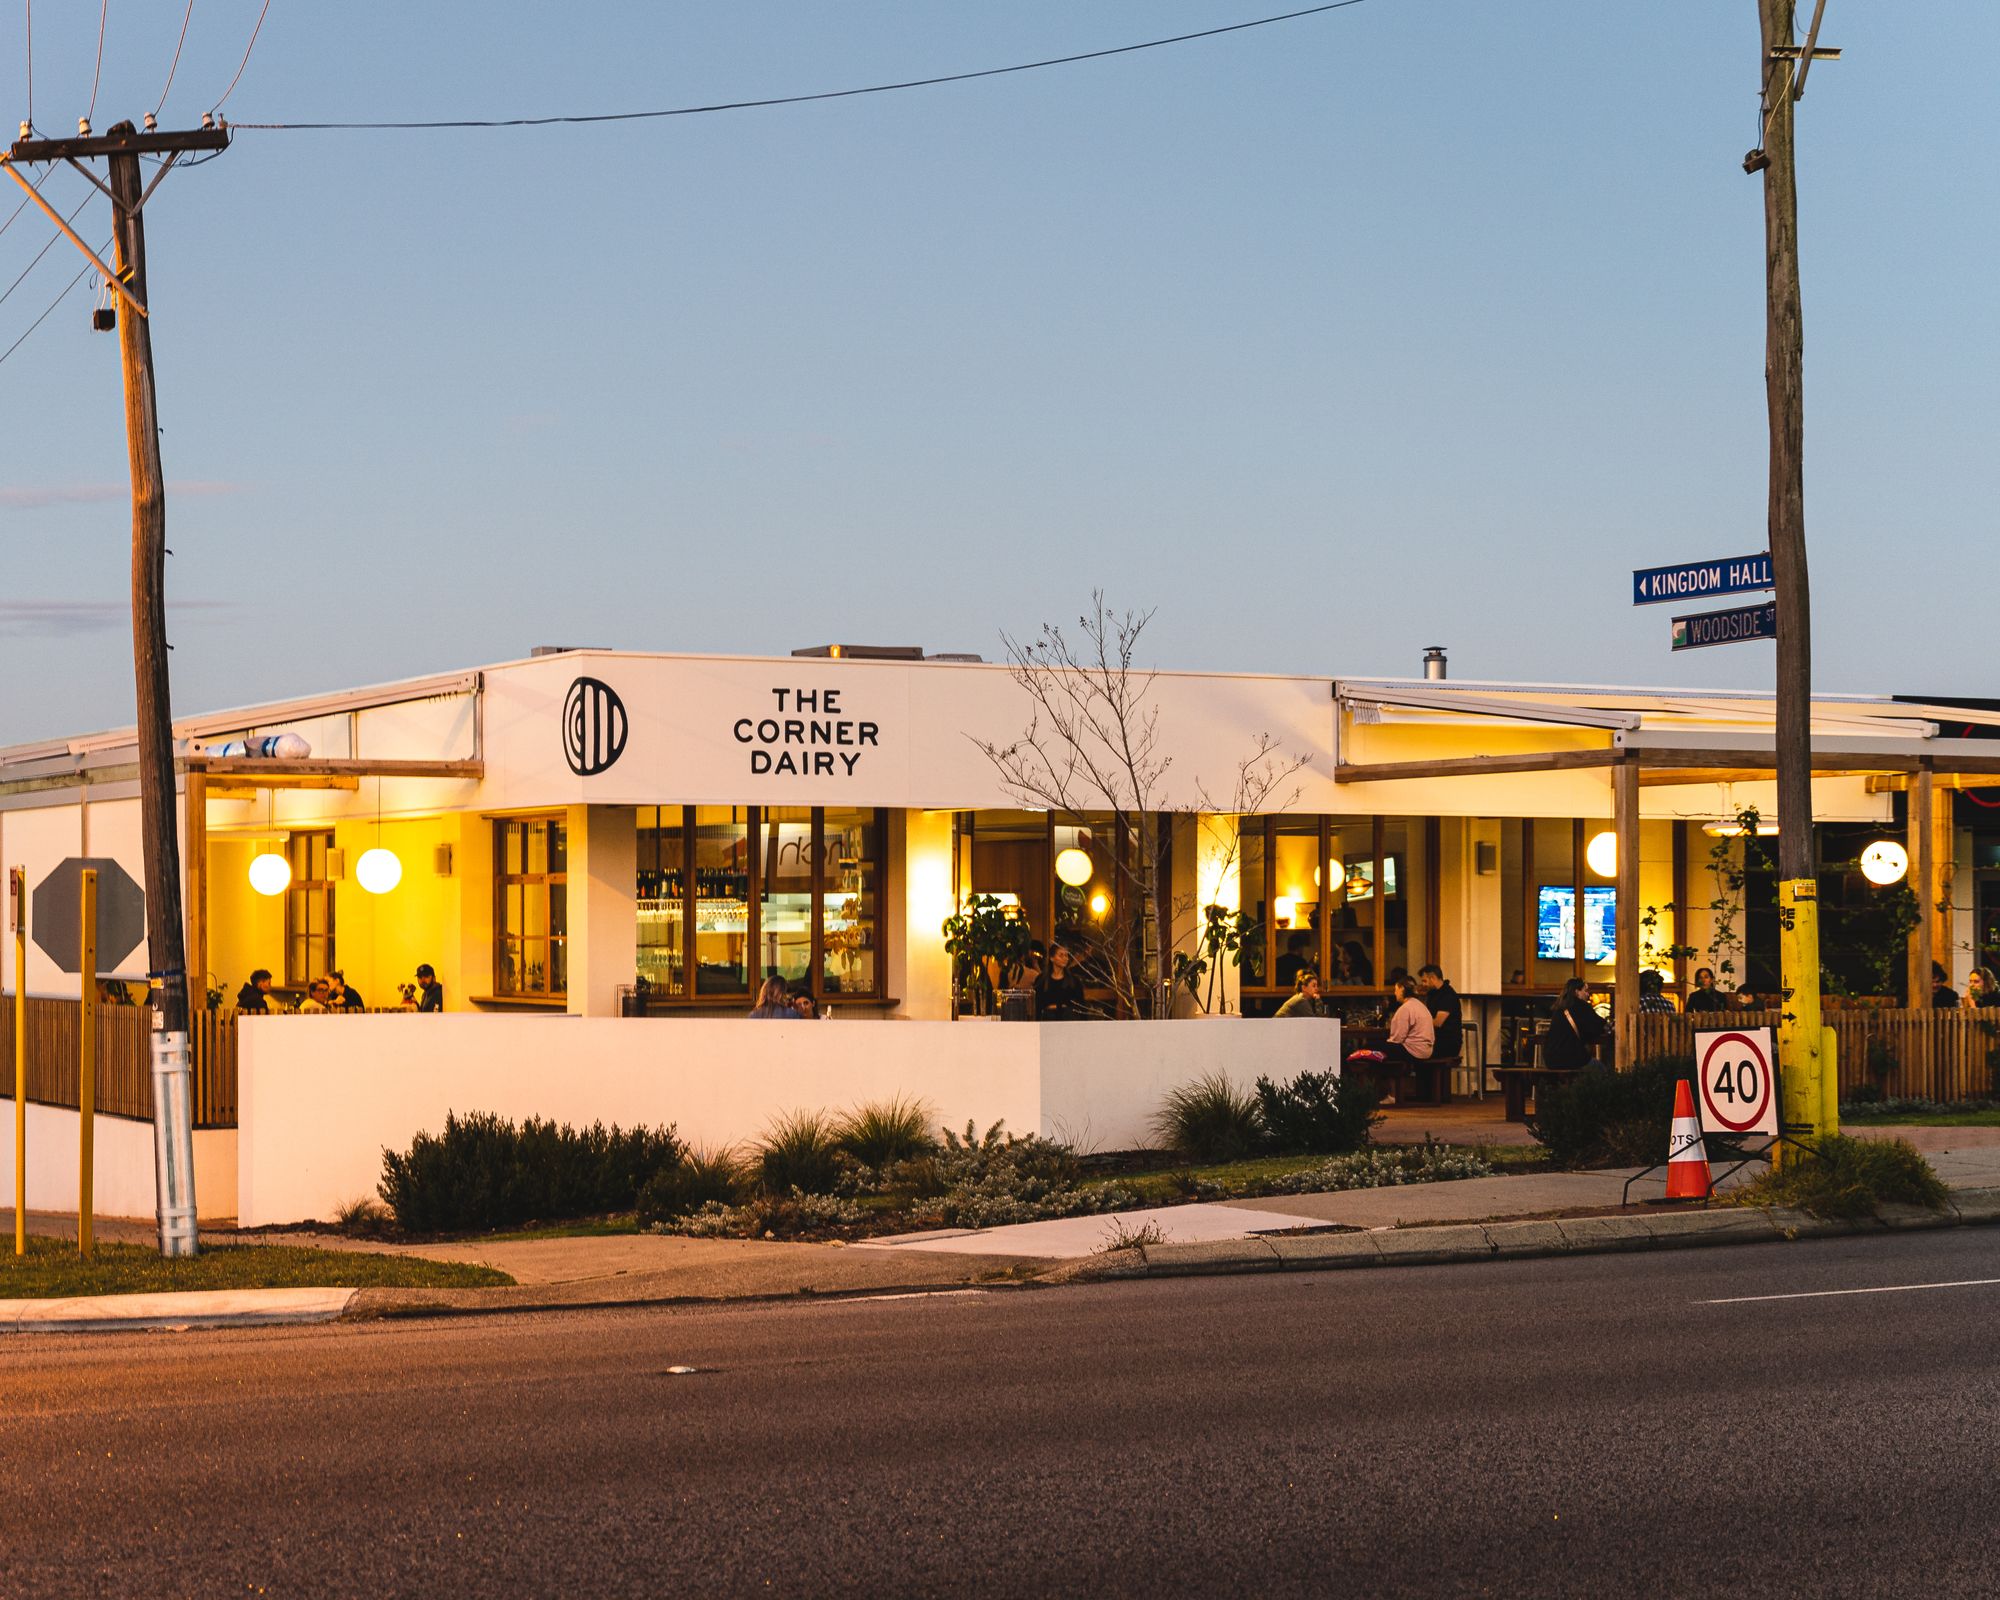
1664;1079;1711;1201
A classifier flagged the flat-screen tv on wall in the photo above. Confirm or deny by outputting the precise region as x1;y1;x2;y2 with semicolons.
1537;885;1615;963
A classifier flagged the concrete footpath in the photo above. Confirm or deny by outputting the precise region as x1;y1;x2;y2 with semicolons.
5;1124;1997;1332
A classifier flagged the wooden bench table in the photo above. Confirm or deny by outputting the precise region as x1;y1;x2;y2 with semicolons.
1492;1065;1583;1122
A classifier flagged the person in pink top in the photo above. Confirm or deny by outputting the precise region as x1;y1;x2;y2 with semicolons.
1382;973;1435;1066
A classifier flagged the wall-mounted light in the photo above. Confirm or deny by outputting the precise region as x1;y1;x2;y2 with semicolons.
1055;847;1094;887
1585;831;1617;877
1275;896;1297;927
1089;891;1109;918
1859;839;1908;886
247;852;291;897
1703;820;1780;837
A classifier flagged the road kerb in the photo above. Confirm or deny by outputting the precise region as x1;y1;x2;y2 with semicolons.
0;1287;356;1334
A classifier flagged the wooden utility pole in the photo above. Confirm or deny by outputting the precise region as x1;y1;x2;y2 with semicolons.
1752;1;1838;1152
3;119;229;1254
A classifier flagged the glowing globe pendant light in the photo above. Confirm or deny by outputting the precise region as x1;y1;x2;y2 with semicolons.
1858;839;1908;886
248;852;291;897
1055;847;1094;888
1585;830;1617;877
356;846;403;895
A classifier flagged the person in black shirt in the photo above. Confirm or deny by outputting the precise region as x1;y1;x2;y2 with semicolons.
1034;941;1088;1020
235;969;273;1013
1542;978;1605;1069
1685;967;1729;1014
1931;961;1960;1009
1416;963;1463;1058
327;970;366;1011
414;963;445;1013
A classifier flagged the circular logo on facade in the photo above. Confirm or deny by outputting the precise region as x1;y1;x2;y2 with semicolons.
563;677;627;776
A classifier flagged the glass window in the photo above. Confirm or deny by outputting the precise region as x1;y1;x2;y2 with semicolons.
822;808;880;995
1379;819;1411;982
636;806;687;996
1273;820;1322;989
1328;822;1376;987
694;806;751;997
494;816;568;998
285;830;334;987
1237;823;1268;987
759;807;814;990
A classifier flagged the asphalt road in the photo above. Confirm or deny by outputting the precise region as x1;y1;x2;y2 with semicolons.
4;1231;1999;1599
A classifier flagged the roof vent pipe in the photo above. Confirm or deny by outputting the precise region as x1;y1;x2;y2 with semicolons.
1422;646;1448;681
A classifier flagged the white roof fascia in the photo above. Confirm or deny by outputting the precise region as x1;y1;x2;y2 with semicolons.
1615;730;1956;757
1336;685;1641;731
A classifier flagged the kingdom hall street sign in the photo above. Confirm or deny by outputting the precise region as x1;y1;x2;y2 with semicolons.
1632;552;1773;607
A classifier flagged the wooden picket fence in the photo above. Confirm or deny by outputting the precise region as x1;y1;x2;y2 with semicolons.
1634;1007;2000;1103
0;995;241;1127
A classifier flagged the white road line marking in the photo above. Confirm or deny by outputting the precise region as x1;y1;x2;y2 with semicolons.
1705;1277;2000;1305
850;1289;989;1304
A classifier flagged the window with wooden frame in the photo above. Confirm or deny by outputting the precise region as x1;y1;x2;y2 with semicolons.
285;829;335;987
633;807;889;1004
1236;815;1434;999
494;815;568;999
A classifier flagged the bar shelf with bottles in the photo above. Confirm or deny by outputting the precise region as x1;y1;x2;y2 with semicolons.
636;865;750;995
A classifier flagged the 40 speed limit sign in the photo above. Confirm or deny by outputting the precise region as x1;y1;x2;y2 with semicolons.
1696;1027;1777;1136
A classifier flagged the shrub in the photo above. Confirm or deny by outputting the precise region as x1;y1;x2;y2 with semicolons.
1261;1144;1494;1195
834;1095;938;1168
635;1146;746;1225
378;1111;684;1233
1152;1073;1263;1164
1731;1134;1948;1219
756;1109;843;1196
1255;1069;1381;1156
664;1190;868;1240
1527;1056;1690;1168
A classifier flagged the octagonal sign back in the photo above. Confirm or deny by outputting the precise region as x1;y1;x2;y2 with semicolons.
32;857;147;975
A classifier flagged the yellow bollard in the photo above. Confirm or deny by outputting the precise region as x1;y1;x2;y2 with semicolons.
11;867;24;1259
1821;1025;1839;1140
78;869;96;1258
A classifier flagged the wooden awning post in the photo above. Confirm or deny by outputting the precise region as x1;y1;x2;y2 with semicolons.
1909;761;1934;1007
1614;756;1640;1067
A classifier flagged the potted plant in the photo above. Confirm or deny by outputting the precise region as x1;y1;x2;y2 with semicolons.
1171;902;1254;1015
941;895;1032;1017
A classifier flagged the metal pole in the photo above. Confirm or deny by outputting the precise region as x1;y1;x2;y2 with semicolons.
78;869;96;1257
11;867;24;1258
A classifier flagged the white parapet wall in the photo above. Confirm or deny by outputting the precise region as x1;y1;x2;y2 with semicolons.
0;1102;239;1223
236;1014;1341;1227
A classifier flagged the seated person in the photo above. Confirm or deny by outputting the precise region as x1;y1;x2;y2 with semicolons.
297;979;332;1014
1381;974;1434;1065
1416;963;1462;1057
1335;940;1373;987
1637;969;1675;1012
1685;966;1729;1014
1932;961;1960;1009
1274;932;1315;989
414;962;445;1013
1274;971;1328;1018
1542;978;1605;1068
1034;941;1088;1020
235;969;274;1013
326;969;365;1011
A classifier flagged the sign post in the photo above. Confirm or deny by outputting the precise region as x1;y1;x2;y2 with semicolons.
78;869;97;1257
10;867;24;1258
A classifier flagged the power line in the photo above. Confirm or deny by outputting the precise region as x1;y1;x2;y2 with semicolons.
0;252;95;370
86;0;109;123
0;163;49;244
154;0;196;118
210;0;270;113
229;1;1368;132
22;0;31;130
0;188;92;312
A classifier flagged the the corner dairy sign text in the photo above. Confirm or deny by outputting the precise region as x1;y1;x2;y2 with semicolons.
733;686;880;777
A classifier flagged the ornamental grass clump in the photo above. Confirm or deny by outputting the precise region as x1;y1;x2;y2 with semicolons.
635;1145;747;1225
833;1095;939;1169
1152;1073;1264;1164
755;1109;843;1197
1731;1134;1947;1220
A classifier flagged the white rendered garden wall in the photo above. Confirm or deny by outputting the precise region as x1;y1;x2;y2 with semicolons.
0;1102;237;1222
235;1015;1340;1227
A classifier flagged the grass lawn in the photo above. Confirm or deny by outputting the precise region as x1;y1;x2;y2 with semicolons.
1;1236;512;1300
477;1215;643;1243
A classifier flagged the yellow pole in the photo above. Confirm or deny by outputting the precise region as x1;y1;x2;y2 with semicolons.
78;869;96;1257
1775;880;1823;1169
11;867;24;1258
1821;1024;1839;1140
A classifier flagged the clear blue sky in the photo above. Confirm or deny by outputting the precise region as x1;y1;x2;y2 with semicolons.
1;3;1994;745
